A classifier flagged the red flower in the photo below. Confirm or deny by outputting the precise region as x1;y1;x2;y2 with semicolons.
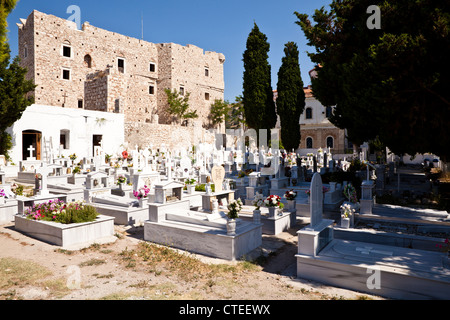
122;151;129;159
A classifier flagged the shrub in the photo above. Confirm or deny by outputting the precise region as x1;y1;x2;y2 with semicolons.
25;200;99;224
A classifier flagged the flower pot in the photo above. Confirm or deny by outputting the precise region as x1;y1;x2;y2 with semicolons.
187;184;195;194
341;217;350;229
268;207;278;218
138;198;147;208
253;209;261;224
227;219;236;236
287;200;296;212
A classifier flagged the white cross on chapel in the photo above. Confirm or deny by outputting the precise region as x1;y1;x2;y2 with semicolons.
27;145;36;160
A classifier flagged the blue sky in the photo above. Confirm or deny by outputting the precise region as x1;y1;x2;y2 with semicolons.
6;0;331;102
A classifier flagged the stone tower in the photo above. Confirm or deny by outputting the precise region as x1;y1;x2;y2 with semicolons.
17;10;225;130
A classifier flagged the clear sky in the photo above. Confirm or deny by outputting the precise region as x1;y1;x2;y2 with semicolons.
6;0;331;102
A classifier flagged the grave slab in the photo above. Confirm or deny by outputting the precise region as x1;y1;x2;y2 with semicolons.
296;239;450;300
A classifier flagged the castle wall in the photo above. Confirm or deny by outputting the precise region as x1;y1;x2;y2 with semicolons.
17;10;225;130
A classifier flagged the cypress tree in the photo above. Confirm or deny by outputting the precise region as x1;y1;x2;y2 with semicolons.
242;23;276;134
276;42;305;151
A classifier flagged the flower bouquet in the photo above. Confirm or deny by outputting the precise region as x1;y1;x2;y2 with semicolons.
252;192;265;210
116;174;127;185
227;198;243;219
284;190;297;201
0;189;6;204
264;195;284;209
340;203;355;228
340;203;355;219
69;153;77;161
133;185;150;200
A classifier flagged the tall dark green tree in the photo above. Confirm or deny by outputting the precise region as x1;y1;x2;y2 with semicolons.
242;23;277;134
295;0;450;162
0;0;35;158
276;42;305;151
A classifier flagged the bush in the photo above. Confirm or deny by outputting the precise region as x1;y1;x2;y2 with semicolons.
55;205;98;224
195;184;215;192
26;200;99;224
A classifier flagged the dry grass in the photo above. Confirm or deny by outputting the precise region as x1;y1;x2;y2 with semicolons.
0;257;51;290
118;242;261;282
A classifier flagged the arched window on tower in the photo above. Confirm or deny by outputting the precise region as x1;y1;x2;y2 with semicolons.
305;107;313;119
84;54;92;68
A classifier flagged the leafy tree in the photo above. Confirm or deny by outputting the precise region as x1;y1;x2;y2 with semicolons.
164;88;198;126
295;0;450;161
276;42;305;151
0;0;35;158
242;23;277;133
208;99;229;128
226;95;246;130
0;0;16;66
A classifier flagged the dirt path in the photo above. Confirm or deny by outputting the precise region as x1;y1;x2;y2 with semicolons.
0;222;383;301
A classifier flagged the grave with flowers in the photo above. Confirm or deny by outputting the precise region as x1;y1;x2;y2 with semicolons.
14;199;115;249
89;172;156;225
239;192;294;235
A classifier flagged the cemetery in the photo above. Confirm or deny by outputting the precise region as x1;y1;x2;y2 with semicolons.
1;135;449;299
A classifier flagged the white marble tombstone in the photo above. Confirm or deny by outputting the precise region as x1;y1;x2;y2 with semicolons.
309;173;323;228
297;173;334;257
211;166;225;193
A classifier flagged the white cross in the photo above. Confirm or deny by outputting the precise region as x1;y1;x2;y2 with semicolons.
28;145;35;159
35;164;53;196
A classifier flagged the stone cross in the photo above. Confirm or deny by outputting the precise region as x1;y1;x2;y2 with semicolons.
211;166;225;193
36;163;53;196
309;173;323;228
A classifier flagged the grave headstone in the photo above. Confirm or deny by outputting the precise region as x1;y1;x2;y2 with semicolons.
211;166;225;193
310;173;324;228
35;163;53;196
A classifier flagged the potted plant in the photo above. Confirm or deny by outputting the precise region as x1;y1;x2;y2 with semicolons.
185;178;197;194
69;153;77;162
0;189;6;205
340;203;355;228
284;189;298;211
264;195;284;218
252;192;265;224
116;174;127;191
105;154;112;164
226;198;243;235
133;185;150;208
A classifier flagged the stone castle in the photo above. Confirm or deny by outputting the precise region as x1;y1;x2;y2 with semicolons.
17;10;225;148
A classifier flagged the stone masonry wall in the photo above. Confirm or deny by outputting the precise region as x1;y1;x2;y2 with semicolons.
17;10;225;129
124;122;216;151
